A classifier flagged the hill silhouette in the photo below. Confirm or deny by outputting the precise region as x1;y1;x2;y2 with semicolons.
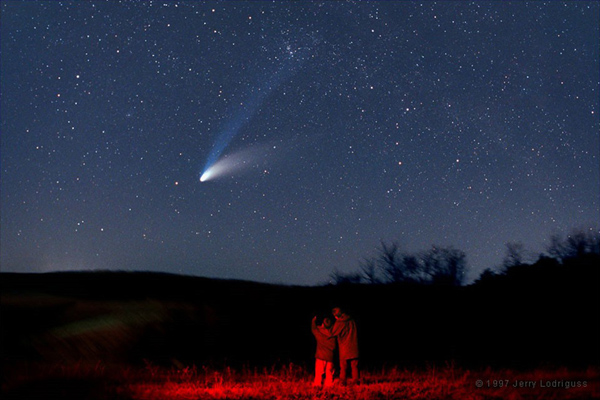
2;254;598;370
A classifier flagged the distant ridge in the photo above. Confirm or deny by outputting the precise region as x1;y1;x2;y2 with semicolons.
2;255;598;367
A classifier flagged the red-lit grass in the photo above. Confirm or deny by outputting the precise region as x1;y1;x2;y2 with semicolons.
3;362;599;400
120;363;599;400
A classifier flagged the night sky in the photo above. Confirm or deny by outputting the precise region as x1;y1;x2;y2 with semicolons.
1;1;598;285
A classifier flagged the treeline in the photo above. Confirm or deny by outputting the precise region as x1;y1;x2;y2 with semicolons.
1;227;598;369
330;227;600;286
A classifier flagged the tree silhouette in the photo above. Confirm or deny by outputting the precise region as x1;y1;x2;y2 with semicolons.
376;241;429;284
377;241;407;283
330;269;362;285
502;241;526;269
334;227;599;287
422;246;467;286
337;241;468;286
359;258;379;284
546;228;600;262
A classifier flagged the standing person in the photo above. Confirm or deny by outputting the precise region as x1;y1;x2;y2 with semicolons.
311;315;336;387
330;307;359;385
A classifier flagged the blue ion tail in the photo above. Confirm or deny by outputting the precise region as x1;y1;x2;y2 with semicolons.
200;48;309;182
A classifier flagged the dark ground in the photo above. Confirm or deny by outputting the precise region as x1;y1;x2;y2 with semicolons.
2;254;598;372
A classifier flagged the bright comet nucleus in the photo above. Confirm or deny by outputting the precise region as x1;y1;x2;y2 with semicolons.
199;170;212;182
199;145;271;182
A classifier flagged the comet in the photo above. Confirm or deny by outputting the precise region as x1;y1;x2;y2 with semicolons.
200;37;313;183
199;145;271;182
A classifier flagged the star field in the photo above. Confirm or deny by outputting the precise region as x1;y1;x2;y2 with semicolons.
1;1;598;285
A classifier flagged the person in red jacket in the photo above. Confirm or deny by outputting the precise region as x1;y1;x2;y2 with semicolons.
311;315;337;387
330;307;359;385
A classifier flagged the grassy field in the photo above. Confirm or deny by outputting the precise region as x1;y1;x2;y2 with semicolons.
3;362;598;400
2;270;598;399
